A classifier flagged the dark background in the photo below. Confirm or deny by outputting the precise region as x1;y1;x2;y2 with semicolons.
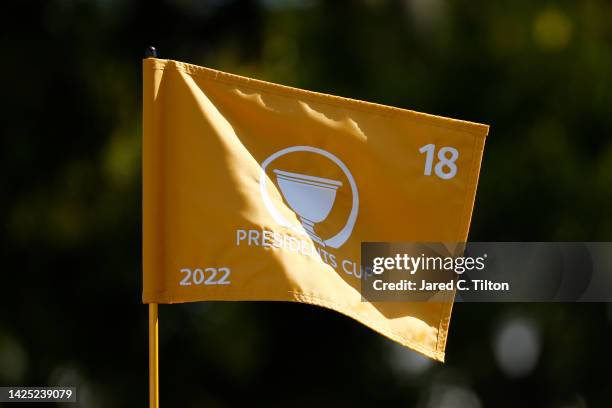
1;0;612;407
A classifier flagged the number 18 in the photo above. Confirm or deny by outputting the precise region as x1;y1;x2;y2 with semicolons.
419;144;459;179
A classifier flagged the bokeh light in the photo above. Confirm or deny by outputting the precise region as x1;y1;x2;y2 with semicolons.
533;8;573;51
493;317;541;378
388;342;433;376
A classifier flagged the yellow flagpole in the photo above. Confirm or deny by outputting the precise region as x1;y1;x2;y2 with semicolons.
149;303;159;408
144;45;159;408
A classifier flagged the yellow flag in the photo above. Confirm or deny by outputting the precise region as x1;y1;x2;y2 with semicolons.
142;58;488;361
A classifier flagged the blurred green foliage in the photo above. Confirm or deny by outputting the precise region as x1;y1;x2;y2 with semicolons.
1;0;612;407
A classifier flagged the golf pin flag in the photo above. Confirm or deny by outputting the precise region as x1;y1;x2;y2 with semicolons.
143;58;488;361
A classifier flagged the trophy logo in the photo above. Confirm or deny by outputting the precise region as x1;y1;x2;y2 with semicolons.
260;146;359;249
273;169;342;246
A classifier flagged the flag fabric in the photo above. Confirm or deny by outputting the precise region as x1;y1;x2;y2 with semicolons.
142;58;488;361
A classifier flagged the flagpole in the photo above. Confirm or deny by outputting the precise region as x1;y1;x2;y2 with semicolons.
149;303;159;408
144;45;159;408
